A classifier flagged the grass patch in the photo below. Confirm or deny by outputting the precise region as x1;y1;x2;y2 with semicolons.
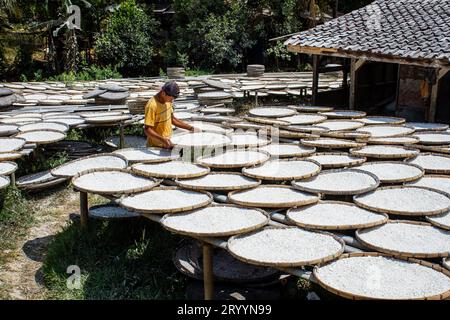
0;186;33;261
42;218;187;300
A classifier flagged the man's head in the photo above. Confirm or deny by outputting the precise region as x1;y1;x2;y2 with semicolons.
160;81;180;102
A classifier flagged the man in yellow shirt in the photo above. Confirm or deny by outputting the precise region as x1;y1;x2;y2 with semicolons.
144;81;199;149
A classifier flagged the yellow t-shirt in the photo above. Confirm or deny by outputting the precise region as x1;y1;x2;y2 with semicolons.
144;96;173;147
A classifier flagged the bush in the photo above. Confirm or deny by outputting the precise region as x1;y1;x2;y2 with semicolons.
94;0;159;76
48;64;122;84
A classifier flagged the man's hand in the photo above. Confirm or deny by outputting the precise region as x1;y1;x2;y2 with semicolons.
162;138;174;150
190;126;202;133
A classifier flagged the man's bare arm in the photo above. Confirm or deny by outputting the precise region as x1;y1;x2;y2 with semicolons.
172;115;200;132
144;125;173;149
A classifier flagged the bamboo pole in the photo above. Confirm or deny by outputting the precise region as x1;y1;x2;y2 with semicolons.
80;191;89;230
202;242;214;300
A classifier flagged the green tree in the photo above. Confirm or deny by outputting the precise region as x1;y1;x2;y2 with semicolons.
94;0;159;76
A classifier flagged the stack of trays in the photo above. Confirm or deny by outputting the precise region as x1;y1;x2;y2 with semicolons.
167;67;186;79
247;65;265;77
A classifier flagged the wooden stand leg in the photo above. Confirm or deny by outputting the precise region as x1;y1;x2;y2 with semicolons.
255;91;258;106
80;191;89;230
119;124;125;149
10;172;15;186
202;242;214;300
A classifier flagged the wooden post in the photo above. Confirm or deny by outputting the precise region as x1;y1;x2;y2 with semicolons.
80;191;89;230
349;58;366;110
394;64;401;116
119;123;125;149
10;172;15;186
428;68;449;122
203;242;214;300
312;55;319;105
255;91;258;107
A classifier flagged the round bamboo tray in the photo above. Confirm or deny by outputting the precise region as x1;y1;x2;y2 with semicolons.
0;161;18;176
356;220;450;258
131;161;210;179
426;211;450;231
313;252;450;300
51;153;128;178
171;132;231;149
287;200;388;230
175;172;260;191
353;186;450;216
412;144;450;154
127;98;148;115
295;106;334;113
349;145;420;159
119;187;213;215
301;138;365;149
362;136;420;145
283;124;329;134
406;122;449;132
88;204;140;220
292;168;379;195
257;143;316;158
78;111;124;118
47;118;85;127
184;121;233;135
0;137;26;153
161;204;269;237
443;258;450;271
15;129;66;145
227;226;344;267
228;185;320;208
16;170;67;191
248;107;297;118
318;110;366;119
84;115;131;124
322;130;371;140
412;132;450;145
242;158;321;181
18;122;69;133
1;117;41;125
355;161;424;183
105;135;147;149
359;116;406;125
405;174;450;196
244;116;290;127
314;120;364;131
228;133;272;148
0;175;10;190
0;124;19;136
222;121;266;131
197;150;270;169
357;125;415;138
405;153;450;174
307;152;366;168
277;114;327;125
113;147;180;164
72;168;161;195
0;152;22;161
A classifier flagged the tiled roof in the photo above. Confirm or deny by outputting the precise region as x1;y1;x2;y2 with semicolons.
284;0;449;66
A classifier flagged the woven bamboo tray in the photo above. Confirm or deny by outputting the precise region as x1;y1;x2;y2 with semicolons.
292;168;379;195
84;115;131;124
322;130;371;140
301;138;365;149
287;200;388;230
197;150;270;169
406;122;449;132
88;204;140;220
318;110;366;119
248;107;297;118
105;135;147;149
47;118;86;127
113;147;180;164
0;152;22;161
131;161;210;179
16;170;67;190
277;113;327;125
426;211;450;231
355;161;424;183
228;133;272;148
362;136;420;145
314;120;364;131
184;121;233;135
405;153;450;174
161;204;269;237
0;175;10;190
262;128;319;140
359;116;406;125
307;152;366;168
353;185;450;216
244;116;290;126
15;129;66;145
313;252;450;300
227;226;344;267
0;124;19;136
349;145;420;159
228;185;320;208
221;121;266;131
175;172;260;191
51;153;128;178
405;174;450;195
356;220;450;258
72;168;161;195
1;117;40;125
257;143;316;158
0;137;26;153
295;106;334;113
242;158;321;181
412;132;450;145
282;124;329;134
357;125;415;138
127;98;147;115
412;144;450;154
119;186;213;215
0;161;18;176
78;111;124;118
171;132;231;148
18;122;69;133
